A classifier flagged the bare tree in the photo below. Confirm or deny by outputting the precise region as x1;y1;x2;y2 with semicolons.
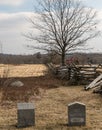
26;0;99;65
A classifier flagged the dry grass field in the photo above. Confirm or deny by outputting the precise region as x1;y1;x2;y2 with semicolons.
0;64;102;130
0;64;47;78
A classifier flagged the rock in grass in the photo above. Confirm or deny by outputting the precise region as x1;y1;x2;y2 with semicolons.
10;80;24;87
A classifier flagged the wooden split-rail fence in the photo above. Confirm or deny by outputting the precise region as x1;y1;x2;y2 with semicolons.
47;63;99;80
47;63;102;94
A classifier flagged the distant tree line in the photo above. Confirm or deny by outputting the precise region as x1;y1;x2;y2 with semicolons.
0;53;43;64
0;53;102;65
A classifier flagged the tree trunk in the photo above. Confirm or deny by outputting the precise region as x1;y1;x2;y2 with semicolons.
61;51;65;66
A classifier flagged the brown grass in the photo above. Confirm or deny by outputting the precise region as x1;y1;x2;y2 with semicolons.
0;64;102;130
0;64;47;78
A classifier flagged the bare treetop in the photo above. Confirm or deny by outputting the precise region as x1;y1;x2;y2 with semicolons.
26;0;100;65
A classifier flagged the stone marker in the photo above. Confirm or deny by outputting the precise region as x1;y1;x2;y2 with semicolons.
68;102;86;126
17;103;35;128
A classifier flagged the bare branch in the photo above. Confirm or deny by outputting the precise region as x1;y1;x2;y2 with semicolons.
25;0;100;65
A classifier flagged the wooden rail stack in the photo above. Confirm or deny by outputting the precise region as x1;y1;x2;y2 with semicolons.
85;74;102;94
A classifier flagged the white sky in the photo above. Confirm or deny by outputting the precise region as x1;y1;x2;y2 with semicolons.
0;0;102;54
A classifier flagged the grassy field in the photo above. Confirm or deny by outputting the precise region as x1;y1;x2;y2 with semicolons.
0;64;47;78
0;64;102;130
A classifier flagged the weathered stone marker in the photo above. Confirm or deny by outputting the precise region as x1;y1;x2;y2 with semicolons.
17;103;35;128
68;102;86;126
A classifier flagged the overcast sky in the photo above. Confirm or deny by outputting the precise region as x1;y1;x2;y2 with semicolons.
0;0;102;54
